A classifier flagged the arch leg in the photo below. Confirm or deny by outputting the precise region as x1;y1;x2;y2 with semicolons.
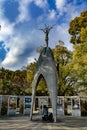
30;81;37;120
46;75;57;122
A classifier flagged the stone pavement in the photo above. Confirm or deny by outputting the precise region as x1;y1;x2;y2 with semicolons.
0;115;87;130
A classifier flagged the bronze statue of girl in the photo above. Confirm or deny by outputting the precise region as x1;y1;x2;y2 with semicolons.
40;24;54;47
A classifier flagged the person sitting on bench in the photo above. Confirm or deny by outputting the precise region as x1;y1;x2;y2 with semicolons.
42;105;48;121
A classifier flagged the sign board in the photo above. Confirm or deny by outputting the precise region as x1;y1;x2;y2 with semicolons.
7;96;17;115
24;96;31;115
72;96;81;116
64;97;72;115
67;104;72;115
57;97;64;116
39;96;48;114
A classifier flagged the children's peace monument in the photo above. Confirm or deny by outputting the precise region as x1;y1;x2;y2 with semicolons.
30;25;58;122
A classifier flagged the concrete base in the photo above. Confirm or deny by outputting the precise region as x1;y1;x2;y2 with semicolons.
30;47;58;122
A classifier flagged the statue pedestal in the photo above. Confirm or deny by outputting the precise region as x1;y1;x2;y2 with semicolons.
30;47;58;122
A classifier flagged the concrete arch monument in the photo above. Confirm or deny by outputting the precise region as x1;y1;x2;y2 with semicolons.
30;25;58;122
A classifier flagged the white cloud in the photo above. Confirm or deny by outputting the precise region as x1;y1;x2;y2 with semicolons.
55;0;66;10
0;1;14;51
1;38;29;70
55;1;82;22
0;0;37;70
0;21;73;70
34;0;48;8
48;24;73;50
56;24;73;50
16;0;32;23
56;24;69;43
0;0;86;70
48;9;57;20
0;19;14;47
16;0;48;24
61;3;81;22
55;0;67;17
0;1;4;15
1;27;43;70
27;57;35;64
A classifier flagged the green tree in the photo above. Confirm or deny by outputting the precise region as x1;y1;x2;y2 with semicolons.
53;44;76;96
11;69;28;95
26;62;48;96
0;67;28;95
69;10;87;95
26;62;36;95
36;75;48;96
69;10;87;44
80;27;87;43
71;43;87;88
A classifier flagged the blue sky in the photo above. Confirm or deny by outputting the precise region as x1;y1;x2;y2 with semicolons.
0;0;87;70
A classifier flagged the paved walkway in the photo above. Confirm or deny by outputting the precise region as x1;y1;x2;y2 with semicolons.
0;115;87;130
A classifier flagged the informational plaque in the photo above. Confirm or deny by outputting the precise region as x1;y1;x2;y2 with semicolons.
72;96;81;116
24;96;31;115
57;96;64;116
64;97;72;115
7;96;17;115
39;96;48;114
